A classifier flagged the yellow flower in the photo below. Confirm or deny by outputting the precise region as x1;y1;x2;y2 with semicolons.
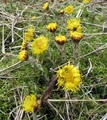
21;41;28;50
83;0;91;3
24;32;33;41
56;62;82;92
66;18;81;31
59;10;64;14
55;35;67;45
27;26;35;33
31;16;36;20
31;36;48;55
64;5;74;14
23;94;38;113
42;2;49;10
46;23;57;32
64;82;79;91
59;0;64;2
24;27;35;41
70;31;83;42
18;50;28;61
76;25;82;32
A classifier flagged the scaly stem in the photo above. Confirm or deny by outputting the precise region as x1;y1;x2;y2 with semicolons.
72;41;80;65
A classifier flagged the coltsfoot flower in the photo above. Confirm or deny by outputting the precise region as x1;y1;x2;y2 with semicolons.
59;0;64;2
83;0;91;3
24;32;34;41
66;18;81;31
42;2;49;10
59;10;64;14
55;35;67;45
76;25;82;32
56;62;82;92
31;36;49;55
21;41;28;50
70;31;83;42
46;23;57;32
31;16;36;20
23;94;38;113
24;27;35;41
18;50;28;61
27;26;35;33
64;5;74;14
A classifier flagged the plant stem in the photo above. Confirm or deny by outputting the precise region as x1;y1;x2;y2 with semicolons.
72;41;80;65
33;112;37;120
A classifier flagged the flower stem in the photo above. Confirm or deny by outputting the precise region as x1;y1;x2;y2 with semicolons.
53;33;65;60
72;41;80;65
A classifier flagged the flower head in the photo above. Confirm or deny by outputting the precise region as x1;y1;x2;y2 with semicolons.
23;94;38;113
76;25;82;32
24;27;35;41
18;50;28;61
83;0;91;3
66;18;81;31
31;16;36;20
27;27;35;33
21;41;28;50
46;23;57;32
64;5;74;14
70;31;83;42
59;0;64;2
56;62;82;92
59;10;64;14
24;32;34;41
42;2;49;10
55;35;67;45
31;36;48;55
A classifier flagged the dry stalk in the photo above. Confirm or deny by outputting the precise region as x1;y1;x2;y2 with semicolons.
15;108;24;120
48;99;107;103
2;14;5;54
0;61;22;73
48;101;64;120
100;113;107;120
65;91;71;120
82;22;107;29
85;58;92;77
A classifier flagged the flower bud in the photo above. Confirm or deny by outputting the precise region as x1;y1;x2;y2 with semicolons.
18;50;28;61
46;23;57;32
55;35;67;45
70;31;83;42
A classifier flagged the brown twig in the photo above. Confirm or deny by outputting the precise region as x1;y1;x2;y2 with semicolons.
40;75;57;106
